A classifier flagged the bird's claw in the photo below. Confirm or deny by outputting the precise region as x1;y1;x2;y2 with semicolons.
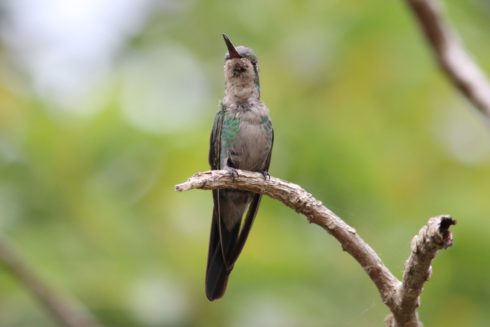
226;167;239;181
261;171;270;180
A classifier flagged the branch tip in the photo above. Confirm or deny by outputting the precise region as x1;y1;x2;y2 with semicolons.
439;216;456;233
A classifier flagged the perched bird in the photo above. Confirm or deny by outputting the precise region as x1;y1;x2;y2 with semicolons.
206;34;274;301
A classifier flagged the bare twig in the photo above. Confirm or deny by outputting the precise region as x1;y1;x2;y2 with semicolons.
0;237;103;327
405;0;490;117
386;216;456;326
176;170;456;327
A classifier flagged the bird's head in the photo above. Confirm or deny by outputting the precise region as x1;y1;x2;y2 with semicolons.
222;34;260;101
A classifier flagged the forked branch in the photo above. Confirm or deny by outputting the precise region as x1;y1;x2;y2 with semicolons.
176;170;456;327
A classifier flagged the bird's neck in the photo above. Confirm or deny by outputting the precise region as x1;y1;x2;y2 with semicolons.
224;79;260;103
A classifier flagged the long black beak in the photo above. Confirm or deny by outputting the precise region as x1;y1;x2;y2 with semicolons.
223;34;242;59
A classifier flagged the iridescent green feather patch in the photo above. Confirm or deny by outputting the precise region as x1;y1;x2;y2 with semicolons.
222;118;240;148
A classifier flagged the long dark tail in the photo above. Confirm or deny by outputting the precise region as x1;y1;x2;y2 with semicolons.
205;215;233;301
205;190;261;301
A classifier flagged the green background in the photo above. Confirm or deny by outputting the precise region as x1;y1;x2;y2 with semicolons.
1;0;490;326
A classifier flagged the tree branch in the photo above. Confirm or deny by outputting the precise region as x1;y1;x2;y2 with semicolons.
386;216;456;326
176;170;456;327
404;0;490;117
0;236;104;327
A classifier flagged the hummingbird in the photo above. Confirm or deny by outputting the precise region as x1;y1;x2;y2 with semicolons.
205;34;274;301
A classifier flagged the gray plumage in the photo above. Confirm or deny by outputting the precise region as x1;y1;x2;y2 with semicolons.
205;35;274;301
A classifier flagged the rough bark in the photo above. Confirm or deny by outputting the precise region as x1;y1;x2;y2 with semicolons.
176;169;456;327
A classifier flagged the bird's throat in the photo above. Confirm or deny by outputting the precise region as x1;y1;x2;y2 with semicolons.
225;79;259;102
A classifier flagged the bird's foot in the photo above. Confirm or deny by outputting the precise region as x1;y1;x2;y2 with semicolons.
225;167;239;181
261;170;270;180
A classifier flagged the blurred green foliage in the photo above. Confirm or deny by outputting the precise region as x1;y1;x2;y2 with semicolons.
1;0;490;326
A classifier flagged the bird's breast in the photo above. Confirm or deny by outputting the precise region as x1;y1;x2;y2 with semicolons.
221;106;272;172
